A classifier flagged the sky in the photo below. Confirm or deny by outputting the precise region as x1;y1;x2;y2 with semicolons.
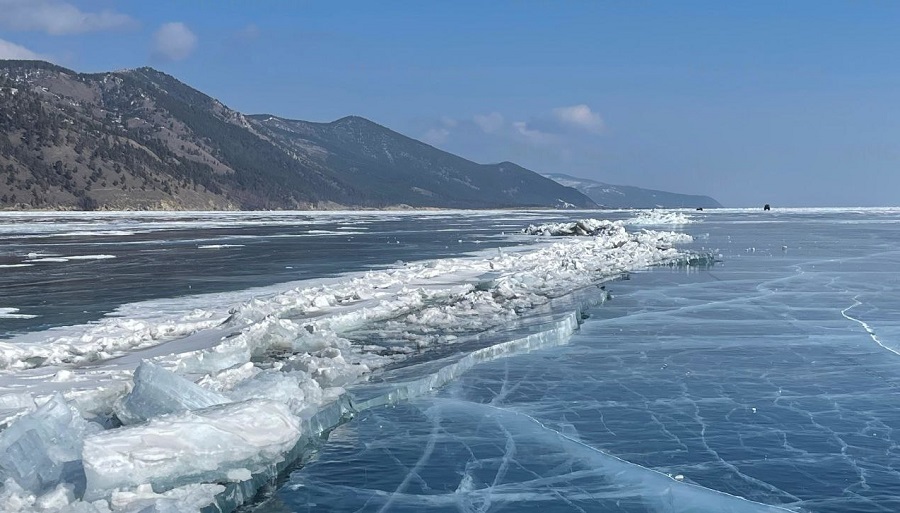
1;1;899;207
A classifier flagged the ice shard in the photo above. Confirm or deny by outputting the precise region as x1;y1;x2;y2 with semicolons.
0;394;94;495
116;360;231;425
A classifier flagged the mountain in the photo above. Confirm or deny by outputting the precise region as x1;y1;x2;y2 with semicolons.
543;173;722;209
0;60;595;210
249;115;593;209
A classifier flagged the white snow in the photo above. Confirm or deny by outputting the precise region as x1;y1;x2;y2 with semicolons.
0;308;36;319
23;255;115;263
64;255;117;261
0;216;702;512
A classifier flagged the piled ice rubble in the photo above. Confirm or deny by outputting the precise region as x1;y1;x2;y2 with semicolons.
0;310;224;371
522;218;621;236
0;219;701;512
625;210;695;225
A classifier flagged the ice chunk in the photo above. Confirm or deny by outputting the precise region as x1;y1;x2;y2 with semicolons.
83;399;301;500
225;370;324;416
0;394;94;494
116;361;231;425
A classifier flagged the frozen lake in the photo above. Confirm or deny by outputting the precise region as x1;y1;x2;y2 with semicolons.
2;208;900;512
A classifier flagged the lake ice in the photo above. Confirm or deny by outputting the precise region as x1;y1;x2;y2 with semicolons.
1;208;899;512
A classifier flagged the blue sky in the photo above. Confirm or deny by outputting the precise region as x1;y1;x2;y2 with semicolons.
1;1;899;207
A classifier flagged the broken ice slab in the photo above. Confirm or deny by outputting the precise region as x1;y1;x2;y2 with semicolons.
200;394;355;513
83;399;301;501
0;394;96;495
115;360;231;425
350;311;580;411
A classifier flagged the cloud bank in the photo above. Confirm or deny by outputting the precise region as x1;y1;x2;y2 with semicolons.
0;0;134;35
552;104;604;133
425;104;605;149
417;103;608;176
0;38;50;61
153;22;198;62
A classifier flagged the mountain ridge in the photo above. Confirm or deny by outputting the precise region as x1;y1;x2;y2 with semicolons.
0;60;716;210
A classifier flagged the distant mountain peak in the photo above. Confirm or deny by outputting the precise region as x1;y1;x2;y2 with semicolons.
543;172;722;208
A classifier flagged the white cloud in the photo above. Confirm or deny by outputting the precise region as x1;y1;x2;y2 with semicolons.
423;104;604;154
512;121;557;145
0;38;50;61
153;22;197;62
0;0;134;35
552;104;604;133
473;112;504;133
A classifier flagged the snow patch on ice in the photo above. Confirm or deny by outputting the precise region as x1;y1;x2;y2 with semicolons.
50;231;136;237
65;255;116;261
0;308;36;319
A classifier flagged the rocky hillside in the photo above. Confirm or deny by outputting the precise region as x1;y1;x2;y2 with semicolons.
543;173;722;209
0;60;595;210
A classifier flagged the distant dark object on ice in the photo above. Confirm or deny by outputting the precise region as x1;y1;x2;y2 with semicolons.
696;207;703;211
764;204;771;211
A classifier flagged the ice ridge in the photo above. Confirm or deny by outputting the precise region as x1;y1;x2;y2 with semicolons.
0;219;707;512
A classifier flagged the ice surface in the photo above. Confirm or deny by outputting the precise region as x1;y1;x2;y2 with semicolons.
83;399;300;500
0;394;96;495
0;215;703;512
286;398;793;513
115;361;231;425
